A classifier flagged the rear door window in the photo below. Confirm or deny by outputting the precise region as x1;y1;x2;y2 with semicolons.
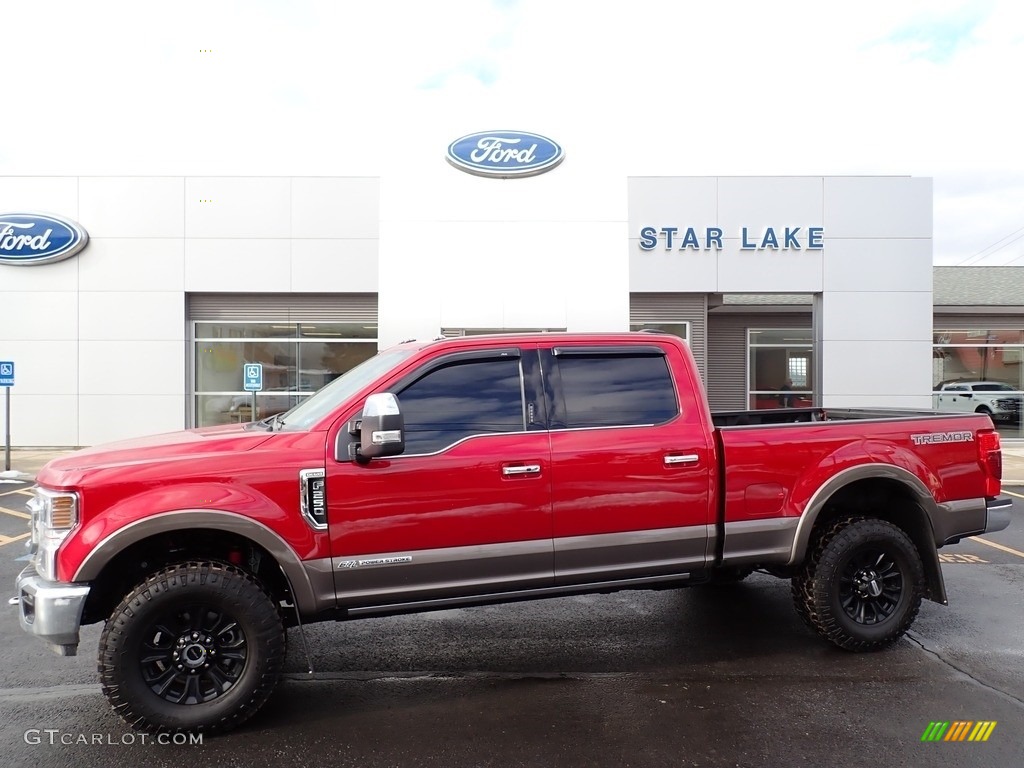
550;349;678;428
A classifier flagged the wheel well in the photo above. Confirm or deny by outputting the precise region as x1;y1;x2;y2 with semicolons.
811;478;944;602
80;529;294;626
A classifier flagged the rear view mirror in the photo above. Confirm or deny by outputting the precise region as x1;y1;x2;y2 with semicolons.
357;393;405;461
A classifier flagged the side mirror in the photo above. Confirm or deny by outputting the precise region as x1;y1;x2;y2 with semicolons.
357;393;405;461
960;392;973;399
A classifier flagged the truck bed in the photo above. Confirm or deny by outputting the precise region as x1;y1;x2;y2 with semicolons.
711;407;957;428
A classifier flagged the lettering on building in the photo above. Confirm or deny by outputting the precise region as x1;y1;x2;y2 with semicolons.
638;226;824;251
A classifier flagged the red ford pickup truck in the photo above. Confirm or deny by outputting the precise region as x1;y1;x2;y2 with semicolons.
14;332;1012;733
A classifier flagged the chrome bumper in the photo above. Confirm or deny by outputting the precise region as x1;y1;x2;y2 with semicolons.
985;496;1013;535
13;563;90;657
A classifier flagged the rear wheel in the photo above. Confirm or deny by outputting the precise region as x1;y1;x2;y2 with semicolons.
792;517;924;651
98;561;285;733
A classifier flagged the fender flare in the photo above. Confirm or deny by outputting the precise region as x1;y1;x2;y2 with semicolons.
73;509;330;616
787;464;947;604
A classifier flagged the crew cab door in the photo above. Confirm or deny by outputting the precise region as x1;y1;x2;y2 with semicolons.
326;346;554;607
542;344;714;585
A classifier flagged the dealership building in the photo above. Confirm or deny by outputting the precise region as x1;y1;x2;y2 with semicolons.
1;133;1022;447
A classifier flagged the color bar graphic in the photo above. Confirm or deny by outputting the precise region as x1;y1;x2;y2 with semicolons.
921;721;996;742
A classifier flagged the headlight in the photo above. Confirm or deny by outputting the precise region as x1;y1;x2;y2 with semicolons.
27;487;79;582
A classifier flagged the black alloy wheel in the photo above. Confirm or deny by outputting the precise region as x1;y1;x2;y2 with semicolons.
139;604;249;705
836;548;903;626
792;516;925;651
99;561;285;733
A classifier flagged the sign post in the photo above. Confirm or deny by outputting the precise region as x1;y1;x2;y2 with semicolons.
0;361;13;472
243;363;263;421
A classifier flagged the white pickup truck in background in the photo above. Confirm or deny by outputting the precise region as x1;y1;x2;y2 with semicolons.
933;380;1023;422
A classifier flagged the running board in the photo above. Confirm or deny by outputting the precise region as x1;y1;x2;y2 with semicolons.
342;572;701;620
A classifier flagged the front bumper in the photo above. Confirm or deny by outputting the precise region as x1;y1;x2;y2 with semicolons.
985;496;1013;534
13;563;90;657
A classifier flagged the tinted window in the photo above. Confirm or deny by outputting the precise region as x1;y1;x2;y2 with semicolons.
556;354;678;428
398;357;524;454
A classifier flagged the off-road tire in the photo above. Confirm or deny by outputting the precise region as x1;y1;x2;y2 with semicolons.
98;561;285;734
792;517;924;651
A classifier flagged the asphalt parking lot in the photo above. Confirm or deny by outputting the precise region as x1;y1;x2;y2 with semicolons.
0;464;1022;767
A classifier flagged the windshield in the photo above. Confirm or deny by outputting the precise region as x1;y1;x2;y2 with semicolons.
973;383;1016;392
277;347;417;430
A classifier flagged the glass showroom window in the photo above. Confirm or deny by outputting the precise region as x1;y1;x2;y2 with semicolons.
748;329;813;409
193;322;378;427
932;329;1024;438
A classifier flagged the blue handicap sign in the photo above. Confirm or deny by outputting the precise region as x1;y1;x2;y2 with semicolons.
243;363;263;392
0;361;13;387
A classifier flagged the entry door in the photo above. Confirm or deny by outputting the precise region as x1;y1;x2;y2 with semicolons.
327;349;554;607
544;347;713;585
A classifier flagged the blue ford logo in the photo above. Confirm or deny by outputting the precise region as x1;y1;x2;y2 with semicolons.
447;130;564;178
0;213;89;266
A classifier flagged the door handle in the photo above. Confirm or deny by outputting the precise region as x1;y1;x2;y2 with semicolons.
502;464;541;476
664;454;700;466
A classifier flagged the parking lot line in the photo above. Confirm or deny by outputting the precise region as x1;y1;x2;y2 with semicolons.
0;505;30;519
1002;489;1024;500
12;488;33;496
0;532;29;547
968;536;1024;560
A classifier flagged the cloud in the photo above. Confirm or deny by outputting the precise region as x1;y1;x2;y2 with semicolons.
419;58;502;89
879;2;991;62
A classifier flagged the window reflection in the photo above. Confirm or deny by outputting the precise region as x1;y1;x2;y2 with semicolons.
398;358;525;454
933;328;1024;438
748;329;813;409
556;355;677;428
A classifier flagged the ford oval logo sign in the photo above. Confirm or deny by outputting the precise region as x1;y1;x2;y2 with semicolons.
0;213;89;266
447;130;564;178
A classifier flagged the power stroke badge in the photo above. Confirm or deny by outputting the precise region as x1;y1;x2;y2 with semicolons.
337;556;413;569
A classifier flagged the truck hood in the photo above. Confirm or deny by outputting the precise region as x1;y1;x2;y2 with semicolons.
37;424;274;483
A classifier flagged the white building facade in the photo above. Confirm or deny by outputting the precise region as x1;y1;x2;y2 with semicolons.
0;152;934;447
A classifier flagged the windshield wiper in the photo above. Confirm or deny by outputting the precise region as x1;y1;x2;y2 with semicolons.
256;413;284;431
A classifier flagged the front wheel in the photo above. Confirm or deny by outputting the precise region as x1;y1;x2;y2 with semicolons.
98;561;286;733
792;517;924;651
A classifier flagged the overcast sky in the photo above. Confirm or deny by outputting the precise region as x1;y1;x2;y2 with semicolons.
2;0;1021;265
